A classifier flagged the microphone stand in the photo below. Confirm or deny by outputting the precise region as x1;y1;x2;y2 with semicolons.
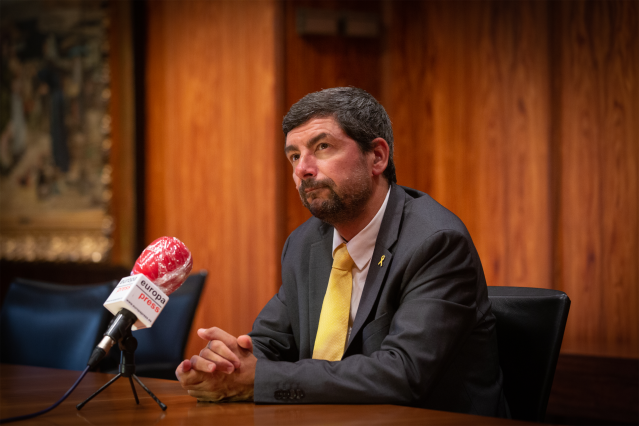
77;328;167;411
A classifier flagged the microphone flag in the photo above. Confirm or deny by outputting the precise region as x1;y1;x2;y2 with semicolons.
103;274;169;330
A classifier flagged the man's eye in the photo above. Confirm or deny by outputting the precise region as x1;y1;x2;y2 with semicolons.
290;154;300;162
317;143;329;150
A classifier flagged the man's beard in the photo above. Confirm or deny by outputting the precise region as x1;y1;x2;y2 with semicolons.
298;170;372;226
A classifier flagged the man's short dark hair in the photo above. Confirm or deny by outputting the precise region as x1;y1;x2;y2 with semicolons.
282;87;396;184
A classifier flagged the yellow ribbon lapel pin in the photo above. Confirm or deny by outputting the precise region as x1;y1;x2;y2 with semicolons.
378;255;385;267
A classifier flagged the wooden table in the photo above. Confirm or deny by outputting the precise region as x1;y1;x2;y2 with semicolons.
0;365;533;425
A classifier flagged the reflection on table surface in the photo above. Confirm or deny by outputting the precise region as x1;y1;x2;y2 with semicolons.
0;364;532;425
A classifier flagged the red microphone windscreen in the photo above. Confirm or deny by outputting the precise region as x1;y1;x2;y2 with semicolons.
131;236;193;296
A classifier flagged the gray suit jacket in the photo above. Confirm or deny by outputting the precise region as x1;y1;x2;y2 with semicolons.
250;184;509;417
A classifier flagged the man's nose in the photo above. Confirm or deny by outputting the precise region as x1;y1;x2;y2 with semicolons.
294;154;317;180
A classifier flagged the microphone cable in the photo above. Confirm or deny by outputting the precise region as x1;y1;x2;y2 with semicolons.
0;366;90;424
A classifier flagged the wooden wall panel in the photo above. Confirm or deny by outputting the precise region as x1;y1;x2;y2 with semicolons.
555;0;638;358
383;0;552;290
141;0;637;361
108;1;136;267
468;1;552;290
284;0;383;234
145;0;282;359
384;0;638;357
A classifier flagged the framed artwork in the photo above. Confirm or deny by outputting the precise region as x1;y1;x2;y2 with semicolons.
0;1;115;263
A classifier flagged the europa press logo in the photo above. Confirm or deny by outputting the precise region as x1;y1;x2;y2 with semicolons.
137;279;167;313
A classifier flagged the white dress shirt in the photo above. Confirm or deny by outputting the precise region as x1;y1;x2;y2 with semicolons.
332;188;391;341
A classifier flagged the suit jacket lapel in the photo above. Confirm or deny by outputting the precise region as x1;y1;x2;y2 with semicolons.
308;224;334;355
346;184;406;352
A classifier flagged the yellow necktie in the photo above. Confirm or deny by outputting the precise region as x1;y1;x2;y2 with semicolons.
312;243;354;361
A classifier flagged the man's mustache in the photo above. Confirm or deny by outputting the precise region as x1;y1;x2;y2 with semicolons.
299;178;335;193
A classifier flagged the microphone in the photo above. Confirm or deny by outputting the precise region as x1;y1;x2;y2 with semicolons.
87;237;193;369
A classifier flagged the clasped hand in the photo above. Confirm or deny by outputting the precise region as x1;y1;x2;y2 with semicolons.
175;327;257;402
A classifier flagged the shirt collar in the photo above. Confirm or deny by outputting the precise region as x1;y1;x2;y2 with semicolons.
332;187;391;270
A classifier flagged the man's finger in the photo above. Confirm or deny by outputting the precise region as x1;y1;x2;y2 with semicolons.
175;360;188;381
198;347;236;373
177;361;208;387
176;359;194;380
179;359;192;372
190;354;217;373
198;327;238;349
237;335;254;353
206;339;241;367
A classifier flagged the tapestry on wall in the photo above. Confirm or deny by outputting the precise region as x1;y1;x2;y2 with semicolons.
0;1;113;262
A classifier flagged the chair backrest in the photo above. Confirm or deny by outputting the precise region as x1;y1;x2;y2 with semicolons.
488;286;570;422
0;278;116;371
128;271;207;380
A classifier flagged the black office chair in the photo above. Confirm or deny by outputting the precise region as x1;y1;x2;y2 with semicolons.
105;271;208;380
488;286;571;422
0;278;117;371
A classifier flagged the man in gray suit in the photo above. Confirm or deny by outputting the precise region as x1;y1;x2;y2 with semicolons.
176;87;509;417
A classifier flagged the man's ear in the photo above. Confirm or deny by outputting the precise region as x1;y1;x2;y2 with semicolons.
370;138;390;177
